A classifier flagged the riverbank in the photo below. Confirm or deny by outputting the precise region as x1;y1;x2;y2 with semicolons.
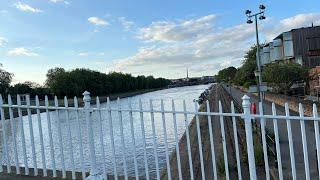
160;84;240;179
160;83;268;179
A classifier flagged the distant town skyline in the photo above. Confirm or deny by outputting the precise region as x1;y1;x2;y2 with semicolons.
0;0;320;84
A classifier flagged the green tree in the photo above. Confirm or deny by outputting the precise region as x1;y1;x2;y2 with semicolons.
0;64;13;97
45;67;66;88
233;45;258;86
10;81;50;98
10;82;33;95
45;68;171;97
262;62;308;94
216;66;237;82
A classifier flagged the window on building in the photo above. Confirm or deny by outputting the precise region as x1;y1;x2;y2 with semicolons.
307;37;320;51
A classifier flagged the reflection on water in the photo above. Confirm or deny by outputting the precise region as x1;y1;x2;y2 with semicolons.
1;84;212;178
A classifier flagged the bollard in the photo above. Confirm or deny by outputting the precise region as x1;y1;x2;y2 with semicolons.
251;102;257;114
83;91;104;180
242;95;257;180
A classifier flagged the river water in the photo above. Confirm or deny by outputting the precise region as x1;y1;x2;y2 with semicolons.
1;84;212;178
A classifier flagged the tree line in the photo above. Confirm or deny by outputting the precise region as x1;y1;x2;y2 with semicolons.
216;45;308;94
45;68;170;97
0;65;171;98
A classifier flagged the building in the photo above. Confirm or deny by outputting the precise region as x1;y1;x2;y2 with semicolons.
259;25;320;68
309;66;320;96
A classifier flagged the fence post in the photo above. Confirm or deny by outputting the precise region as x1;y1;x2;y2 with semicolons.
83;91;103;180
242;95;257;180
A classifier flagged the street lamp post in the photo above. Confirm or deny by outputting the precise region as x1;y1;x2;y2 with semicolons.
245;5;266;103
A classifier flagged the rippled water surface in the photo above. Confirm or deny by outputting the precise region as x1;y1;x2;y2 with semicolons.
1;84;212;178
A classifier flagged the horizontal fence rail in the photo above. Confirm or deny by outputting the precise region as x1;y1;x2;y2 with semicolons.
0;91;320;180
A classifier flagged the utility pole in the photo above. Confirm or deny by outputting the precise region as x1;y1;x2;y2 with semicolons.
245;5;266;103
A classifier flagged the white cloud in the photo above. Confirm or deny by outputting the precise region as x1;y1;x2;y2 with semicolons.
49;0;70;5
137;14;217;42
0;37;8;46
88;17;109;26
111;13;320;78
7;47;39;57
263;13;320;41
118;17;134;31
220;61;231;68
280;13;320;29
14;2;43;13
78;52;89;56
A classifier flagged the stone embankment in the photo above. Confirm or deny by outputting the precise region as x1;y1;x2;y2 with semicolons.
160;84;254;179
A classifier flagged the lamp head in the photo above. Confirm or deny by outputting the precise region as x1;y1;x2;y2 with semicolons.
247;19;253;24
259;15;266;20
259;4;266;10
245;10;251;15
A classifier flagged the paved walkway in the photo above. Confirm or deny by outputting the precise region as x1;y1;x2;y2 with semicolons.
225;85;319;179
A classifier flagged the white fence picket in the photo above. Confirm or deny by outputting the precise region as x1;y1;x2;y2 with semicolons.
285;103;296;180
73;97;86;179
172;99;183;180
149;99;160;180
161;99;172;180
299;103;310;180
206;100;217;180
26;95;38;176
117;98;128;180
0;95;10;173
35;96;47;177
313;104;320;179
231;101;241;180
128;98;139;180
183;100;194;180
96;97;107;180
259;102;270;180
107;97;118;180
219;101;230;180
272;103;283;180
8;95;20;174
194;101;205;180
54;96;66;178
45;96;56;177
139;98;149;180
17;95;29;175
64;96;76;179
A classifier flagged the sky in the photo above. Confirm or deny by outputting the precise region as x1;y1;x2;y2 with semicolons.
0;0;320;85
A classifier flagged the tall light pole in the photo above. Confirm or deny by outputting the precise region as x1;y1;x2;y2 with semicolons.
245;4;266;103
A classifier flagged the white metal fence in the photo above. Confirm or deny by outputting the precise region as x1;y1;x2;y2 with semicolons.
0;91;320;180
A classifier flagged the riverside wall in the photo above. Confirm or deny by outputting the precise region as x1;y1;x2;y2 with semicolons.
160;84;251;179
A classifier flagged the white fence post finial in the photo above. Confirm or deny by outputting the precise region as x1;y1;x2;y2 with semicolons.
83;91;91;107
83;91;104;180
242;94;257;180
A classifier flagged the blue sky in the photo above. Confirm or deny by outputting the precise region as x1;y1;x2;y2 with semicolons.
0;0;319;84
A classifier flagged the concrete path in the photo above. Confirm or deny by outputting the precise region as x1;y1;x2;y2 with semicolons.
225;85;319;179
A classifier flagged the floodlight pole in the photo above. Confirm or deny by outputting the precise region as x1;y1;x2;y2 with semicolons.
254;14;263;104
246;5;266;104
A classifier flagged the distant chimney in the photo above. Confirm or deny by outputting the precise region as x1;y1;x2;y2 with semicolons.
312;22;314;27
187;67;189;79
